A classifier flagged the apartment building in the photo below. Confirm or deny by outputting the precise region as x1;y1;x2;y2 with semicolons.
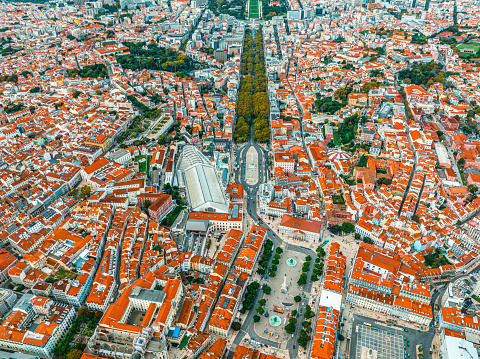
274;152;295;173
65;273;94;306
208;282;242;337
188;209;243;233
0;295;75;358
85;274;116;312
0;289;17;316
439;307;480;337
216;229;244;268
310;307;339;359
148;194;174;221
399;282;431;305
346;243;433;326
405;85;433;105
197;338;226;359
234;225;267;275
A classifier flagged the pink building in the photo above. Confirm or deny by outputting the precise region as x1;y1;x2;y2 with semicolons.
148;194;174;221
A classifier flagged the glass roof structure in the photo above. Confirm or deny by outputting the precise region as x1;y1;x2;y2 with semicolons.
175;145;229;213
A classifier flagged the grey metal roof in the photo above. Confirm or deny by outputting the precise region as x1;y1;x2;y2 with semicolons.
129;287;165;304
13;294;35;312
0;349;41;359
186;219;209;232
176;145;229;213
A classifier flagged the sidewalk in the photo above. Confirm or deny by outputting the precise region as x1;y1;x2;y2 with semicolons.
259;212;317;250
349;305;430;332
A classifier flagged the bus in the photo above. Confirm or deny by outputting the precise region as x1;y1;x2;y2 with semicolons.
363;322;371;327
273;306;284;314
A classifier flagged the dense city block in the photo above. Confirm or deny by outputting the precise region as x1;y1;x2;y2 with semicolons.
0;0;479;359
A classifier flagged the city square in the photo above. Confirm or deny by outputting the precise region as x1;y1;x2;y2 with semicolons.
352;324;405;359
253;248;309;344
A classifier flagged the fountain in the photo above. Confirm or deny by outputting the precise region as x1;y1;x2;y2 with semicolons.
269;315;281;327
286;258;297;267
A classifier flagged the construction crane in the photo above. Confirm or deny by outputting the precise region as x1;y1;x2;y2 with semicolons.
134;56;176;71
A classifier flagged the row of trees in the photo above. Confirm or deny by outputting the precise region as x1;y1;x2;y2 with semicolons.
356;234;374;244
297;320;312;348
252;28;269;144
284;304;315;347
234;29;270;143
312;250;325;282
241;281;260;313
257;239;275;275
234;30;255;142
297;310;314;347
298;251;324;285
54;308;102;357
253;293;269;322
252;284;272;323
287;250;323;345
260;246;283;277
328;222;355;235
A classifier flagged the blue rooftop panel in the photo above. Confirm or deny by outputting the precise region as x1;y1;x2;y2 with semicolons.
222;298;230;309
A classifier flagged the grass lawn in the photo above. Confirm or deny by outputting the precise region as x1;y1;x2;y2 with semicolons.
249;0;259;18
458;44;480;52
161;205;185;227
178;335;190;350
135;155;151;176
332;194;345;205
47;268;77;283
